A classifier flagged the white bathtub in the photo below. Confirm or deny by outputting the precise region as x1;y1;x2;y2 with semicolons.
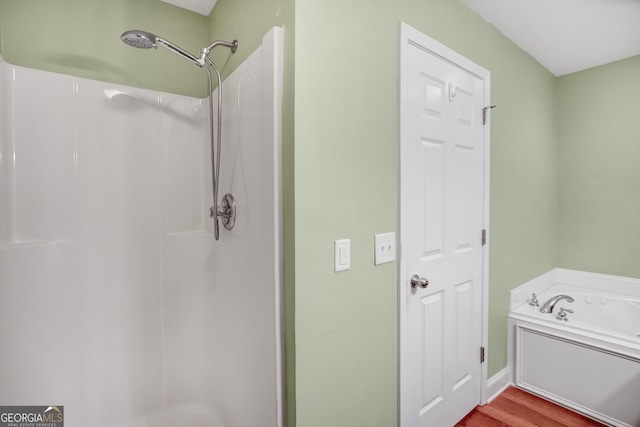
508;269;640;427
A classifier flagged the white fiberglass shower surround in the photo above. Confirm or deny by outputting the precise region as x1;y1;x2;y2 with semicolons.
0;27;284;427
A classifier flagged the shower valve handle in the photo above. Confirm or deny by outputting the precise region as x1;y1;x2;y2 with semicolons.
209;193;236;232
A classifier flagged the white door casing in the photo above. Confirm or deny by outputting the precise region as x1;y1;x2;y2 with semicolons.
399;23;491;427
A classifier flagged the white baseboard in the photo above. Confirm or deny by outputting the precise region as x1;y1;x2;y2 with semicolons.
486;367;511;403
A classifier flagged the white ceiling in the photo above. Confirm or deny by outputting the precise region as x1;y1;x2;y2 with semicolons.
160;0;217;16
462;0;640;76
161;0;640;76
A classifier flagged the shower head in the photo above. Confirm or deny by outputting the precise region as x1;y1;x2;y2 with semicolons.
121;30;201;66
121;30;157;49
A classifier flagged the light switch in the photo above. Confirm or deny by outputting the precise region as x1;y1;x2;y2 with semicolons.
334;239;350;272
374;232;396;265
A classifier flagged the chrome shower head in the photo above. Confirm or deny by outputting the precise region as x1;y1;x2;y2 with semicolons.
121;30;157;49
121;30;201;66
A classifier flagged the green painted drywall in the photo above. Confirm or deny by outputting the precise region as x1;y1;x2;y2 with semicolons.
0;0;208;97
557;56;640;278
294;0;556;425
207;0;293;80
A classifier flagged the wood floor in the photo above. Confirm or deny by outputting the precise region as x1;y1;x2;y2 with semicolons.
455;387;605;427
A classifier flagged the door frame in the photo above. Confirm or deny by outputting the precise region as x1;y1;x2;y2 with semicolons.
397;21;491;424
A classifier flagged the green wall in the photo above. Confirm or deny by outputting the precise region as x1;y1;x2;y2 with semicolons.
0;0;208;97
207;0;293;80
294;0;556;425
557;56;640;278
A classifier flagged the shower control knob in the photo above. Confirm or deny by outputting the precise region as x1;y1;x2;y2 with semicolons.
410;274;429;289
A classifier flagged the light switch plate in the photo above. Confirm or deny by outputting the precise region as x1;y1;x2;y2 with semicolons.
334;239;350;272
374;232;396;265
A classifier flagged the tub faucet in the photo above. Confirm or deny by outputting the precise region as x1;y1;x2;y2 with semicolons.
539;294;574;314
555;307;574;321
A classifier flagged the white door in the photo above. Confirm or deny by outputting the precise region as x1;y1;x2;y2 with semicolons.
399;23;490;427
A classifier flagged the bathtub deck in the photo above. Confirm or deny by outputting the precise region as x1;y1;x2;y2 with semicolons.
456;386;605;426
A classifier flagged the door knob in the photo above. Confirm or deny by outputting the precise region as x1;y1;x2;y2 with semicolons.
410;274;429;289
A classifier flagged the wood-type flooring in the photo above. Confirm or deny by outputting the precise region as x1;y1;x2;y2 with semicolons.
455;386;605;427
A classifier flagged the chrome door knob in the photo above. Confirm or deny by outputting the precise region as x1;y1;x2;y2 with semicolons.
410;274;429;289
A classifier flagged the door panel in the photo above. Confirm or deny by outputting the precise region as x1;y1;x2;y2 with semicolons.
420;138;445;259
421;291;445;411
400;24;490;427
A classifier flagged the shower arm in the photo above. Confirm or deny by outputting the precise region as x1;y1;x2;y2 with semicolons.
198;40;238;65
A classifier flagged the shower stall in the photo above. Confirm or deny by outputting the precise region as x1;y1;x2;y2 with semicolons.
0;27;284;427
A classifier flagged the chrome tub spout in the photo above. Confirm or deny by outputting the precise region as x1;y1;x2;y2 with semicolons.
539;294;574;314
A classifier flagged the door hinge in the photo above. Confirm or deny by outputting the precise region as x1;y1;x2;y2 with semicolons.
482;105;496;125
480;347;485;363
481;229;486;246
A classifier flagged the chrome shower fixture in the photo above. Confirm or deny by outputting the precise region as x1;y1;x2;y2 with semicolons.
121;30;201;65
121;30;237;67
121;29;238;241
198;39;238;65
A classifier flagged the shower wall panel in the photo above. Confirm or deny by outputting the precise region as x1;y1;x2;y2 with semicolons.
0;59;167;425
0;59;7;242
0;27;283;427
161;28;284;427
160;28;284;427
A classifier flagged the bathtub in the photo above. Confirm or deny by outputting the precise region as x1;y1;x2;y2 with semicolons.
508;269;640;427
